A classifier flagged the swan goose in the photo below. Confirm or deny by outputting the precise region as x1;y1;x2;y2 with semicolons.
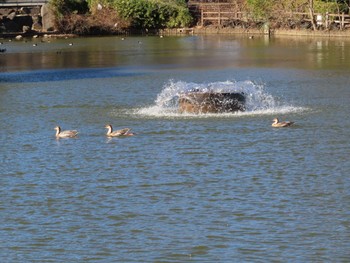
54;126;78;138
105;124;134;137
271;118;294;128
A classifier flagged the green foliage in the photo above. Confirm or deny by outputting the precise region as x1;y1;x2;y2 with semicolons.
50;0;89;17
113;0;192;29
86;0;113;13
314;0;347;14
246;0;274;21
246;0;348;21
49;0;350;33
49;0;192;33
166;3;193;28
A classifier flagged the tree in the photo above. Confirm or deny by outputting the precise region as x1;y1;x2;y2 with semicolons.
246;0;274;21
308;0;317;30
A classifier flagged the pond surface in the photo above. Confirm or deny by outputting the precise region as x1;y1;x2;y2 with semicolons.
1;34;350;262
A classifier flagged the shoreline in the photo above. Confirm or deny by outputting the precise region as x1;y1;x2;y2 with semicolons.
162;27;350;38
2;27;350;39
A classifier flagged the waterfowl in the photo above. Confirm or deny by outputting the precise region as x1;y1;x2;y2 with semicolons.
272;118;294;128
54;126;78;138
105;124;134;137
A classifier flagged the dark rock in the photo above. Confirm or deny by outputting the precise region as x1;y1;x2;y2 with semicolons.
3;20;19;32
179;92;246;113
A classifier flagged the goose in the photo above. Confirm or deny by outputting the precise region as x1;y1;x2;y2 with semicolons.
272;118;294;128
54;126;78;138
105;124;134;137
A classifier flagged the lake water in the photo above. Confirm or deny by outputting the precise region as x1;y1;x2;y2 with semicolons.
1;34;350;262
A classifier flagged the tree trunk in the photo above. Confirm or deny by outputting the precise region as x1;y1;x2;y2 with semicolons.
308;0;317;30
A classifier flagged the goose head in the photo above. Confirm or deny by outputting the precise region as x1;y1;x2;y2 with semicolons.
272;118;279;124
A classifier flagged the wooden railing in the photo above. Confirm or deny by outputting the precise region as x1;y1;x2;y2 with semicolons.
189;1;350;29
290;12;350;29
188;1;246;27
0;0;48;7
200;7;245;27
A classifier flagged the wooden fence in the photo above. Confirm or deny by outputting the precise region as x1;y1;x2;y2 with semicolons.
292;12;350;30
199;3;245;26
188;1;350;29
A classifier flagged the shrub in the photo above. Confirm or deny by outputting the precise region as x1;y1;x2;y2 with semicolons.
50;0;89;17
314;1;347;14
50;0;131;34
50;0;192;33
246;0;273;21
113;0;192;29
54;8;129;34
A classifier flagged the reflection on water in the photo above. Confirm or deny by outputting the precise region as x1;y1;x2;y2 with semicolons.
0;68;142;83
1;35;350;262
1;35;350;72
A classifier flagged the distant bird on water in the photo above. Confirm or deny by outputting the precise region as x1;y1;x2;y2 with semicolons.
54;126;78;138
271;118;294;128
105;124;134;137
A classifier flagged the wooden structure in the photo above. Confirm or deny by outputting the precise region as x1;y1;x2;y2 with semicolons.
179;91;246;114
188;0;246;27
188;1;350;29
0;0;48;7
303;12;350;30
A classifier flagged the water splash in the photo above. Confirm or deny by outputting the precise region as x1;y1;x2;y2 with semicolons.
136;80;304;118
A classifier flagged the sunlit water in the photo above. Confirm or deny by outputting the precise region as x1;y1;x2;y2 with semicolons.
1;35;350;262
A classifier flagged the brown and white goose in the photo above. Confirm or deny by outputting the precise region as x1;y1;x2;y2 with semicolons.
271;118;294;128
105;124;134;137
54;126;78;138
